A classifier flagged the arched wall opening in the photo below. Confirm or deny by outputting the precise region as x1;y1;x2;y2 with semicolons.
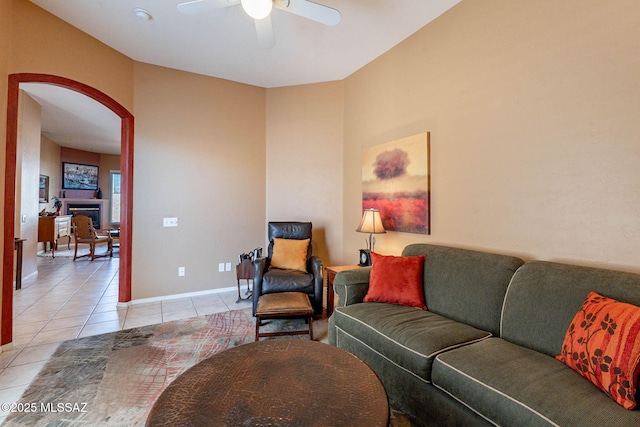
2;73;134;346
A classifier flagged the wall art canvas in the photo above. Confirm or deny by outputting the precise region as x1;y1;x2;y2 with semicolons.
362;132;430;234
62;162;99;190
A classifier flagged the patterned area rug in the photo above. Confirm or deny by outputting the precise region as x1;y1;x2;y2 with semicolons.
38;244;104;258
4;309;413;426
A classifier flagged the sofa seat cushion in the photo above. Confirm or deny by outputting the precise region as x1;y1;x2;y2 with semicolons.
432;338;640;427
331;303;491;382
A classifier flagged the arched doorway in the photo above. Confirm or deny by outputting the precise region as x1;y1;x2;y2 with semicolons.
2;73;133;346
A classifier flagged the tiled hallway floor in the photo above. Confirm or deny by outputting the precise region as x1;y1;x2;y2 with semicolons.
0;255;251;423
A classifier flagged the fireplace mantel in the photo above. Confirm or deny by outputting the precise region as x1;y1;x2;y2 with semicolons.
61;198;110;230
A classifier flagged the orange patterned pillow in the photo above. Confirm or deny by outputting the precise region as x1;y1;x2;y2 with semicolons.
556;291;640;409
364;252;427;310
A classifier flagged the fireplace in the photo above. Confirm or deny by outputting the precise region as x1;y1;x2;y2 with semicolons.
67;203;101;230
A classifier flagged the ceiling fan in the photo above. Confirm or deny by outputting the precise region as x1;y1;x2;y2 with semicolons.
177;0;341;49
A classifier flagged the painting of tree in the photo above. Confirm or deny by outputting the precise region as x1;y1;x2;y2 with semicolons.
362;133;430;234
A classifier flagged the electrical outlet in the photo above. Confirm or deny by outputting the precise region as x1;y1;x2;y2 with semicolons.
163;217;178;227
218;263;224;272
225;262;231;271
178;266;185;276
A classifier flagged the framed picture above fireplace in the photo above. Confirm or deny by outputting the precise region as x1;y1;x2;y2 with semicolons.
62;162;99;190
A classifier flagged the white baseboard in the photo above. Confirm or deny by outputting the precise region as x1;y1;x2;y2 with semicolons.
23;271;38;282
117;286;239;308
1;342;15;353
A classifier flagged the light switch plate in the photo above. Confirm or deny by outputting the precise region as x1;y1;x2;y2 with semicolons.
163;217;178;227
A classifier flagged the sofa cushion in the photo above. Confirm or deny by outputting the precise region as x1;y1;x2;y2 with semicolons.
501;261;640;358
556;291;640;409
364;252;427;310
331;303;491;382
432;338;640;427
402;244;524;336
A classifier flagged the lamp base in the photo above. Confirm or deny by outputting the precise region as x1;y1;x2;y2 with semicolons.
358;249;371;267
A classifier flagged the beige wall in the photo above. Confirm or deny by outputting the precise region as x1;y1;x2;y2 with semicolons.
16;92;41;279
1;0;134;340
342;0;640;272
132;63;266;299
8;0;134;111
2;0;639;328
265;82;344;265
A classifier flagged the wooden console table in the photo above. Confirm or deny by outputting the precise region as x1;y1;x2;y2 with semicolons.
38;215;72;258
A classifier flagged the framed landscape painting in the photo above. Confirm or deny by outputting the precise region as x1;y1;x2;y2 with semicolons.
362;132;430;234
62;162;99;190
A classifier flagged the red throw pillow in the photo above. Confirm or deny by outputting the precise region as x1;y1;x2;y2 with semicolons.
556;291;640;409
364;252;427;310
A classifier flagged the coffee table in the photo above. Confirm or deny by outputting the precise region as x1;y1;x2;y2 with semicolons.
146;339;389;426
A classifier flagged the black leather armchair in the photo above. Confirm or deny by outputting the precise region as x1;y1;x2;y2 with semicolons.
252;222;323;316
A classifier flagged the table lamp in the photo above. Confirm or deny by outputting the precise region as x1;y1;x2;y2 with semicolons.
356;208;386;266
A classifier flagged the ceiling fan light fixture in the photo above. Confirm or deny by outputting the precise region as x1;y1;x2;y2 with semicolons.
241;0;272;20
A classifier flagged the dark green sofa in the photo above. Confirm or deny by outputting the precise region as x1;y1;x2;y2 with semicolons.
328;244;640;426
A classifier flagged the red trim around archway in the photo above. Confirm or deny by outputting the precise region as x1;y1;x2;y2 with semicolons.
2;73;133;346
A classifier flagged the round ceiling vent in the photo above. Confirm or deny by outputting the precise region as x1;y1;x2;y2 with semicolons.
133;7;152;21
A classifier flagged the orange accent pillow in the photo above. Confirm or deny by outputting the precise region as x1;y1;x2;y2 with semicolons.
364;252;427;310
269;238;309;272
556;291;640;409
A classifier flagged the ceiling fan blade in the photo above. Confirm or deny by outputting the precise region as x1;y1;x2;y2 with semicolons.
254;16;276;49
273;0;341;26
177;0;238;15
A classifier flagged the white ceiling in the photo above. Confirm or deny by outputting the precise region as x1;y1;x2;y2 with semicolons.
24;0;461;153
22;83;122;155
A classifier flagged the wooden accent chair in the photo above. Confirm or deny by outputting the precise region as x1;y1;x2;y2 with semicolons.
72;215;113;261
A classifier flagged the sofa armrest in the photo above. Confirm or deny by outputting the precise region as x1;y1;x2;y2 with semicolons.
334;267;371;307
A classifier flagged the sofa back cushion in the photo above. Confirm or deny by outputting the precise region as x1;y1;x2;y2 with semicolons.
501;261;640;357
402;244;524;336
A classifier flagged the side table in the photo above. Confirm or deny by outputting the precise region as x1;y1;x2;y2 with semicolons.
325;265;361;317
107;229;120;248
235;259;253;303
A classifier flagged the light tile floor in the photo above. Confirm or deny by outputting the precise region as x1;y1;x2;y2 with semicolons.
0;255;251;423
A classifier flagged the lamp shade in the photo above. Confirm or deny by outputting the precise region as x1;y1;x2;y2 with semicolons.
356;209;386;234
241;0;273;20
